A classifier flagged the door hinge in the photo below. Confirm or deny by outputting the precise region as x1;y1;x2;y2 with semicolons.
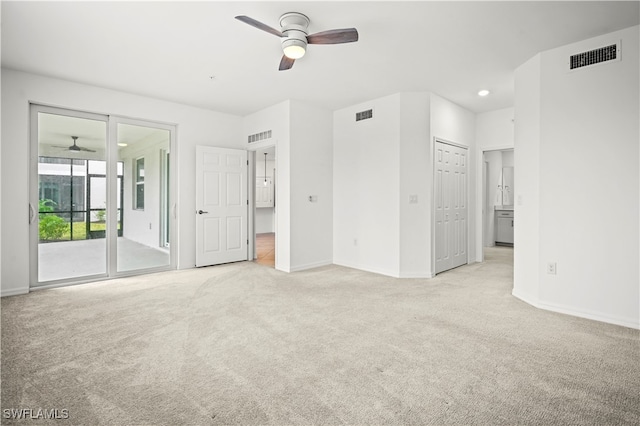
247;160;249;165
247;239;249;244
247;200;249;205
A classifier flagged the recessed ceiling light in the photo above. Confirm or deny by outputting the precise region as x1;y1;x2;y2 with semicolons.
478;89;490;97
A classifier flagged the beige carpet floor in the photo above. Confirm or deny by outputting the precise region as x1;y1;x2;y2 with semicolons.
1;247;639;425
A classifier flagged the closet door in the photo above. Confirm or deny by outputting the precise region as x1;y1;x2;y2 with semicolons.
434;141;468;274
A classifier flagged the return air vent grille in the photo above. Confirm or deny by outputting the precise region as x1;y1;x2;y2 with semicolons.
248;130;272;143
356;109;373;122
569;43;619;70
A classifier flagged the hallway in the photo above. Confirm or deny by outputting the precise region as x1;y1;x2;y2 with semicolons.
255;233;275;268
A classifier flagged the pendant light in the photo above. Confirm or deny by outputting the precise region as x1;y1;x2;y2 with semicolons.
263;152;268;186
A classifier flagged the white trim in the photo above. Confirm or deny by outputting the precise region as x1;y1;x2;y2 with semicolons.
434;137;469;150
333;260;401;278
513;289;639;330
1;289;30;297
398;271;434;279
288;260;333;272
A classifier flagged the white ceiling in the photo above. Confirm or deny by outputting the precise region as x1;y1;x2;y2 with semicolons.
2;1;638;116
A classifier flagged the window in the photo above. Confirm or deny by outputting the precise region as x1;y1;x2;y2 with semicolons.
135;157;145;210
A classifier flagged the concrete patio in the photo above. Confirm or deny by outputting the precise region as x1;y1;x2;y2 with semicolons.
38;237;169;282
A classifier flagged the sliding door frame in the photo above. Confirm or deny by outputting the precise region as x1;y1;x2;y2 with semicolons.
108;116;177;278
29;104;178;289
29;104;110;288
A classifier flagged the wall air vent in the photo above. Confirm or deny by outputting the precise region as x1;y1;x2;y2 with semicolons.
356;109;373;122
248;130;272;143
569;43;619;71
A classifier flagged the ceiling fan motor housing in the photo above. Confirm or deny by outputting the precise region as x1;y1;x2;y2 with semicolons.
280;12;309;58
279;12;310;33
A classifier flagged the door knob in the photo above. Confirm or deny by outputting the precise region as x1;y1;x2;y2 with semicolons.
197;210;209;215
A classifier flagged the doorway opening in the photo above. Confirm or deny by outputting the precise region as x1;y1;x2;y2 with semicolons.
253;146;276;268
482;148;514;252
30;105;176;287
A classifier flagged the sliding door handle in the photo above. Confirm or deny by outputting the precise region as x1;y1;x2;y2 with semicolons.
29;203;36;224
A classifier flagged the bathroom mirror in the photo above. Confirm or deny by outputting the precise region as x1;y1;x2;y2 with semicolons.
501;167;514;206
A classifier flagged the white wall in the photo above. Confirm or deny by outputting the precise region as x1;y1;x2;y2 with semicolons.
514;25;639;328
502;150;514;167
334;91;475;278
513;55;542;305
243;101;290;271
255;159;275;234
120;136;168;248
255;208;274;234
399;93;431;277
242;100;333;272
333;94;402;277
1;69;242;296
289;100;333;271
476;107;515;151
430;93;477;269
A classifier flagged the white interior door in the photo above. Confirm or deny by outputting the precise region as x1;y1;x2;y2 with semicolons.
195;146;248;267
435;141;468;274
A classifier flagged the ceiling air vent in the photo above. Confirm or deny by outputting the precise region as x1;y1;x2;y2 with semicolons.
569;43;619;71
248;130;272;143
356;109;373;122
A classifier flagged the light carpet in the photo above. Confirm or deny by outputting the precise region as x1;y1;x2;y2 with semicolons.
1;247;638;425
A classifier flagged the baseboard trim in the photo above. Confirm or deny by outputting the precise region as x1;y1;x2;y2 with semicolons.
512;289;639;330
288;260;333;272
333;260;400;278
1;288;30;297
398;271;434;279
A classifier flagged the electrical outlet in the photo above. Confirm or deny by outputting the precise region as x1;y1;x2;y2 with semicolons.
547;262;557;275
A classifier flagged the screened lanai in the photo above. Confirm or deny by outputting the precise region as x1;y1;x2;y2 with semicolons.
34;108;172;285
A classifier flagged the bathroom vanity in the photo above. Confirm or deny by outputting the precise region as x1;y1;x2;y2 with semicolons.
495;209;514;245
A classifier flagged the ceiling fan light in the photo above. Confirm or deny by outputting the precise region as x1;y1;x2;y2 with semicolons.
282;39;306;59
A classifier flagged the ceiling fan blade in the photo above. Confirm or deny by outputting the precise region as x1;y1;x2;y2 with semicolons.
279;55;295;71
235;15;283;37
307;28;358;44
78;146;96;153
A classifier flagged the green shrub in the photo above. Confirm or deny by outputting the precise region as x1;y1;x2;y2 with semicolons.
39;215;67;241
38;199;67;241
39;199;56;214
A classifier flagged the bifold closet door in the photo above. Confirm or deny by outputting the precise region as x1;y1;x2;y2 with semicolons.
434;141;468;274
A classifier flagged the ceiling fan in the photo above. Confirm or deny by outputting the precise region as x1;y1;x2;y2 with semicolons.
53;136;96;153
235;12;359;71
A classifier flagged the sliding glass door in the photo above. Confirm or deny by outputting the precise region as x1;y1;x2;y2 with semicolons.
32;107;109;282
114;120;172;273
30;105;175;287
